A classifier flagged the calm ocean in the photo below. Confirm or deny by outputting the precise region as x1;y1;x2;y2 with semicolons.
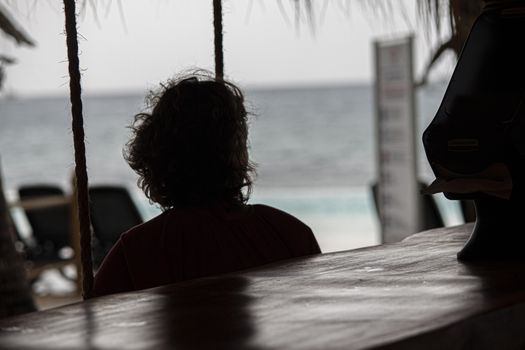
0;83;461;253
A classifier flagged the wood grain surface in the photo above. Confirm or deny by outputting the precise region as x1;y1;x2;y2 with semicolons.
2;224;525;349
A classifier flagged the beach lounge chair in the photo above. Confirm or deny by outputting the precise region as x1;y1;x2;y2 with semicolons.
17;185;73;282
7;211;28;257
88;185;143;267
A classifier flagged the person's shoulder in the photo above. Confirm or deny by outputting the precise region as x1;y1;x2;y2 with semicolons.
121;210;170;244
250;204;312;232
252;204;302;220
251;204;321;254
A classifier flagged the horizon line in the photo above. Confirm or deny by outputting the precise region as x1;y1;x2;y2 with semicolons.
0;77;450;100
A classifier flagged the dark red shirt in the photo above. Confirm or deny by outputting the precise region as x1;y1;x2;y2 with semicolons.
93;204;320;296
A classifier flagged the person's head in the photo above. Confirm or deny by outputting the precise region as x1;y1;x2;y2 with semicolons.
125;71;255;209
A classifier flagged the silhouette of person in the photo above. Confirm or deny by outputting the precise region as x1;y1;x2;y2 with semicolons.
92;71;321;296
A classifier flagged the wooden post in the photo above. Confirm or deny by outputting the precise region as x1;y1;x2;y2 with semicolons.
213;0;224;80
70;173;82;295
63;0;94;299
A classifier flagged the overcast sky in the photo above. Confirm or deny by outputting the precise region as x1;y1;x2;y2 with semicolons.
0;0;455;97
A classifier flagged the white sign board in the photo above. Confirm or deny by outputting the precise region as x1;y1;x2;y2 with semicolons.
374;36;420;243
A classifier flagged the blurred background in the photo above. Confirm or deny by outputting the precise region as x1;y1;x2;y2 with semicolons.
0;0;472;305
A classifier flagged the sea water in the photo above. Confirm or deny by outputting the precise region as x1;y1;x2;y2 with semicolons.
0;83;460;253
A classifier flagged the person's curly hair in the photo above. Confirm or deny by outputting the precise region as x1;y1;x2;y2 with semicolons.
125;71;255;209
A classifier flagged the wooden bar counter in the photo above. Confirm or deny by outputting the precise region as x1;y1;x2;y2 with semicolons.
2;224;525;349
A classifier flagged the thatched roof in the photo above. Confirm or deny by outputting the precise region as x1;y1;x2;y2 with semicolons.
0;0;490;87
416;0;483;84
0;3;34;47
